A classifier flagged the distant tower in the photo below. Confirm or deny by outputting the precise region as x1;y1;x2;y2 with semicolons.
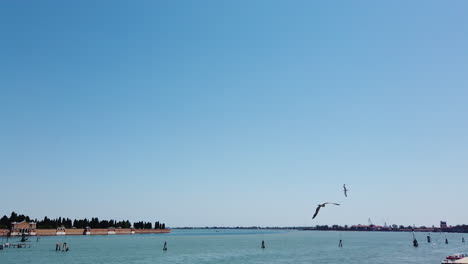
440;221;447;229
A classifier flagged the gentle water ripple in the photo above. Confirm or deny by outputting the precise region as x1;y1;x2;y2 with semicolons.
0;229;466;264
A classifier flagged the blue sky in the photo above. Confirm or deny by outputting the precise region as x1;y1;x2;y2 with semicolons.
1;0;468;227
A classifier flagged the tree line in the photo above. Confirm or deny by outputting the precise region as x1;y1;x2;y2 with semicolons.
0;212;166;230
133;221;165;229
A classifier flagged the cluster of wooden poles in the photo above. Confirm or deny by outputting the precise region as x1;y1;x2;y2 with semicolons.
413;231;465;247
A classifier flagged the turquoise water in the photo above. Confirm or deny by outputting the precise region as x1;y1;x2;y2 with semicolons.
1;229;467;263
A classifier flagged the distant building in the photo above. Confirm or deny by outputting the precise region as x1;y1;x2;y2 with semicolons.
56;226;66;235
349;224;390;231
108;227;116;235
84;226;91;235
10;221;37;236
441;221;448;228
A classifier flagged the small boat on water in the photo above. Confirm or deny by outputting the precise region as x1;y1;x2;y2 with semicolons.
441;253;468;264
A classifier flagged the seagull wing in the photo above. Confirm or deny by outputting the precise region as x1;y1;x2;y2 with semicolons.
325;202;340;206
312;206;321;219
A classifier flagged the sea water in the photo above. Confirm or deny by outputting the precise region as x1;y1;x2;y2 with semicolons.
0;229;466;264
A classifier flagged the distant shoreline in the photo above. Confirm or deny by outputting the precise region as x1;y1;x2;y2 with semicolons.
171;226;468;233
0;228;170;237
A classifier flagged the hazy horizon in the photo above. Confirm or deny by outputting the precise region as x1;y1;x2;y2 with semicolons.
1;1;468;228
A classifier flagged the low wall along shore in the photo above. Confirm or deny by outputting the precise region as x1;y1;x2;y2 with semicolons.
1;228;170;236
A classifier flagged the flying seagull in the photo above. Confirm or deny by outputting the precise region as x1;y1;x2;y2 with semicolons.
312;202;340;219
343;184;348;197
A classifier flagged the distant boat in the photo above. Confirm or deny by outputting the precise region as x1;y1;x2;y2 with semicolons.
1;234;7;249
20;234;29;242
441;253;468;264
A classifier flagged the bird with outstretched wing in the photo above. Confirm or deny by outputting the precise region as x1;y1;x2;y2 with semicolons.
312;202;340;219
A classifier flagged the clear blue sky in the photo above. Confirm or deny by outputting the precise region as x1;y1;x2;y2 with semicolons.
1;0;468;227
